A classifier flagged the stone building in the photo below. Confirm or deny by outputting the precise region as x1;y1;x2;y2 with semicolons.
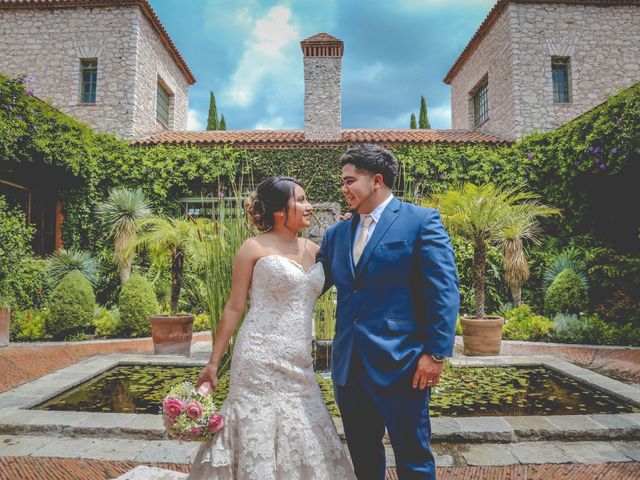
445;0;640;139
0;0;195;140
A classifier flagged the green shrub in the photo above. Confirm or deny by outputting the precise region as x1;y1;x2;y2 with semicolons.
4;258;48;310
10;309;48;341
192;312;210;332
551;313;614;345
502;304;554;341
92;306;120;338
119;274;158;337
544;269;588;316
0;196;35;299
47;271;95;340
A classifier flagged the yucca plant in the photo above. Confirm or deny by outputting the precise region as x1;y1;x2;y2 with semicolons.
47;248;99;289
496;202;560;307
95;188;152;286
427;183;559;318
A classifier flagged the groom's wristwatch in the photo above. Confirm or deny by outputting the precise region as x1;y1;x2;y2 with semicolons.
430;354;446;363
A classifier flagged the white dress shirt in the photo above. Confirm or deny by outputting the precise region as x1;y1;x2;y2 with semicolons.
353;194;395;256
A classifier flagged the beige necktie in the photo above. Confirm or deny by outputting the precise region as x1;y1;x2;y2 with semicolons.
353;215;374;264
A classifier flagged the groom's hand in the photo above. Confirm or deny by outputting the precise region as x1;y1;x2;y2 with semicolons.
412;354;444;390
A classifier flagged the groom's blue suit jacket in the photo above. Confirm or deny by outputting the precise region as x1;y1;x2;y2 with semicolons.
319;197;460;387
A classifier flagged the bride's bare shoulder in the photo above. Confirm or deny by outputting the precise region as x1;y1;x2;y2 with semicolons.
301;237;320;257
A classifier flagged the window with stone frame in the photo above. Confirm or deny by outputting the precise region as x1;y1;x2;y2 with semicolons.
552;57;571;103
79;59;97;104
156;81;172;127
472;79;489;128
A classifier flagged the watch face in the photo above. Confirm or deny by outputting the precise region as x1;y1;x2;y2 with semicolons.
432;354;445;361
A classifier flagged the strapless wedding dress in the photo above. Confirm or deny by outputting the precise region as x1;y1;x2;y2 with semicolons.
115;255;354;480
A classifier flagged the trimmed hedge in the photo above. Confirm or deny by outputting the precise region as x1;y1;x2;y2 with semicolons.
118;274;158;337
47;271;95;339
544;269;589;316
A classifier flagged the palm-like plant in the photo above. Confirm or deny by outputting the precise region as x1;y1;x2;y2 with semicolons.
428;183;559;318
95;188;152;286
130;216;208;314
47;248;99;289
496;202;560;306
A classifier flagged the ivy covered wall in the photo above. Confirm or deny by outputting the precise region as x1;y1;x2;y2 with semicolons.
1;75;638;256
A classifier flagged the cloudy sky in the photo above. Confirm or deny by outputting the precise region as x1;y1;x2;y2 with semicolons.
149;0;496;131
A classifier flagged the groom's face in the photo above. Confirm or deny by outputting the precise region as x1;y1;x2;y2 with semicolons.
341;163;378;213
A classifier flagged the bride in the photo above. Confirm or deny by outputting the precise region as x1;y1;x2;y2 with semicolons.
117;176;355;480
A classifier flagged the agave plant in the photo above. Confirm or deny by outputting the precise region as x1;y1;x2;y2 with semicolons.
428;183;559;318
543;251;589;293
47;248;99;289
95;187;152;286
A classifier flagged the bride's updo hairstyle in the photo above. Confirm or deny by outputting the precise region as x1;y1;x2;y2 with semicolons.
245;176;301;231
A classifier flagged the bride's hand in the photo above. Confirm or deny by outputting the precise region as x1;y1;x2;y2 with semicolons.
196;364;219;392
340;211;353;221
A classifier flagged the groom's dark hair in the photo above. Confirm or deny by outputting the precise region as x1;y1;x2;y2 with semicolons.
339;144;399;189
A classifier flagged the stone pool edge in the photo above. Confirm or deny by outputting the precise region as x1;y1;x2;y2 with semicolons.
0;353;638;444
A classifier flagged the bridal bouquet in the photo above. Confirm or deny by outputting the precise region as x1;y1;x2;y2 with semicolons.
162;381;224;441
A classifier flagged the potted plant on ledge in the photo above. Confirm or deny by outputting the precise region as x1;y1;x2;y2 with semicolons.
132;216;208;356
429;183;559;356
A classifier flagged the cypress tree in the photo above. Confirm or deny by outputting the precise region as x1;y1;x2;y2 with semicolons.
207;91;218;130
419;95;431;129
219;114;227;131
410;113;417;129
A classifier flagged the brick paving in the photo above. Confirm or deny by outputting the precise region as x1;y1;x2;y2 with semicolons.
1;458;639;480
0;333;212;394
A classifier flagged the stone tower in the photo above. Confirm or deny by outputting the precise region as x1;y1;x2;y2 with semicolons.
301;33;343;141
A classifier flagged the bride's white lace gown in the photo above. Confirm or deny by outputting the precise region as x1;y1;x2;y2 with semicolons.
116;254;354;480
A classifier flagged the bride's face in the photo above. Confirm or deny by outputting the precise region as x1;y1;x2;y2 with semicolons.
281;184;313;230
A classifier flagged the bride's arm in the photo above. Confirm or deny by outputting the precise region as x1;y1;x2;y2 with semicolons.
196;239;258;389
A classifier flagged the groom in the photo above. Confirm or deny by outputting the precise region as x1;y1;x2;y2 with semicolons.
318;144;460;479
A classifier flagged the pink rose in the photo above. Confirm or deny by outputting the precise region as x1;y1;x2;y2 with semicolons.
162;397;185;418
186;401;203;420
188;426;202;438
208;413;224;433
165;416;176;428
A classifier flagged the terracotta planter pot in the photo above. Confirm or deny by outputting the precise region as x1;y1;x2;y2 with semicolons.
0;307;9;347
460;316;505;356
149;314;194;356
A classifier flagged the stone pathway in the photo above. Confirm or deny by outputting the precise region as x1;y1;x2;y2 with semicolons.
1;457;639;480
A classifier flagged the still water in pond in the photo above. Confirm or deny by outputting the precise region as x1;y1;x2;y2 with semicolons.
34;364;639;417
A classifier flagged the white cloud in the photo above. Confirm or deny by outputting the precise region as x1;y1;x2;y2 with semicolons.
429;104;451;129
398;0;493;9
254;116;287;130
188;108;205;131
222;6;299;108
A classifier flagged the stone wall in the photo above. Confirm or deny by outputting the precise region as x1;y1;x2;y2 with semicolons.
0;5;190;140
0;7;138;138
511;3;640;137
303;57;342;141
449;3;640;139
449;5;516;138
131;8;189;139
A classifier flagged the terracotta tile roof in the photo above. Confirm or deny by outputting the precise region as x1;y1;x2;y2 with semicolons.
0;0;196;85
444;0;640;84
133;129;511;148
